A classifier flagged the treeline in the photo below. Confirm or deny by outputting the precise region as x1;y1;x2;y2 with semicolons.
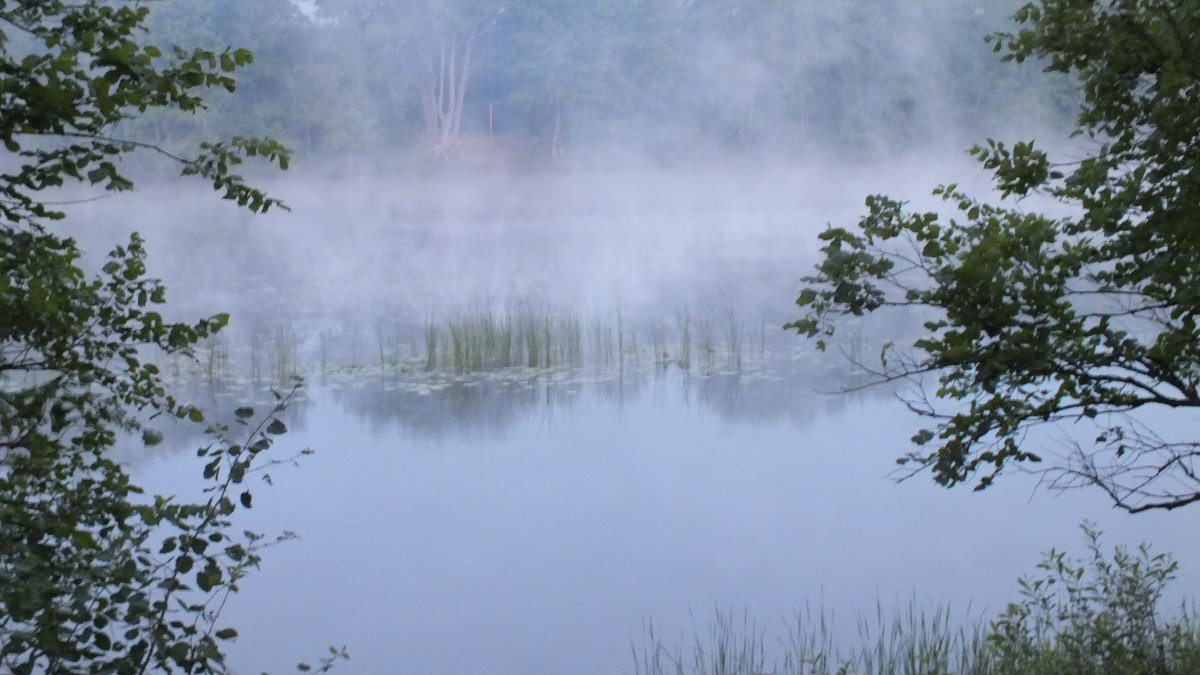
128;0;1078;167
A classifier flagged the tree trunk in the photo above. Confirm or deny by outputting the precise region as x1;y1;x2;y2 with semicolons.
413;25;478;157
550;103;565;166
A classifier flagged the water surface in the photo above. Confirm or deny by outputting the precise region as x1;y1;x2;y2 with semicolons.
89;164;1200;673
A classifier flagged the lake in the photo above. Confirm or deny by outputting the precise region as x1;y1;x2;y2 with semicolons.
71;162;1200;674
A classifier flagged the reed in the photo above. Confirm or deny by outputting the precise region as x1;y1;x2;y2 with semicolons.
633;528;1200;675
677;315;691;370
272;326;297;386
618;310;627;369
726;311;742;370
249;330;262;384
424;320;439;371
652;325;669;367
699;318;715;371
172;305;774;384
204;334;229;381
319;331;330;375
415;305;766;375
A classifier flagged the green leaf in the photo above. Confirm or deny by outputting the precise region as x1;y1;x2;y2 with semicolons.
266;419;287;435
72;531;99;550
197;560;222;592
215;627;238;640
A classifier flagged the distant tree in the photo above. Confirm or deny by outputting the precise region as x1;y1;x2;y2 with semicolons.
318;0;503;156
492;0;639;164
138;0;317;148
0;1;344;672
789;0;1200;513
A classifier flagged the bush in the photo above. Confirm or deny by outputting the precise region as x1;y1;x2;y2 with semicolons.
633;525;1200;674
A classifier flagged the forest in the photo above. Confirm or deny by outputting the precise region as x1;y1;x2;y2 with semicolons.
133;0;1078;167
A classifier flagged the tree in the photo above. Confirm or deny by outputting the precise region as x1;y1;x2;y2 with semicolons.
789;0;1200;513
0;1;340;672
317;0;503;156
137;0;320;149
490;0;641;164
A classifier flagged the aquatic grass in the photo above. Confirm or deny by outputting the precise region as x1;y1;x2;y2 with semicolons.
653;325;669;367
272;326;298;386
844;601;987;675
699;318;715;372
319;330;330;376
204;334;229;381
634;603;987;675
618;310;629;369
375;319;411;373
677;314;692;370
590;317;615;367
399;306;768;376
626;317;640;368
424;320;439;371
168;305;784;388
633;527;1200;675
249;330;262;384
423;306;589;372
726;310;742;370
637;611;770;675
562;314;582;367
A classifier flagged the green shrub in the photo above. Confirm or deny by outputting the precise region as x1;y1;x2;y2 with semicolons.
634;525;1200;674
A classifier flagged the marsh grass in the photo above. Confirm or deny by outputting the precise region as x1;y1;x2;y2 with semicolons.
634;527;1200;675
419;306;757;375
203;334;229;381
157;304;832;392
636;603;987;675
677;315;692;370
271;326;298;386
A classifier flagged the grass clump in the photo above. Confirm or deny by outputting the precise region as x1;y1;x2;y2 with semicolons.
634;524;1200;674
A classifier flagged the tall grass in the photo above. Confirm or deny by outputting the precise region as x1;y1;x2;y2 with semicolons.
159;305;805;385
636;603;988;675
634;526;1200;675
419;306;756;375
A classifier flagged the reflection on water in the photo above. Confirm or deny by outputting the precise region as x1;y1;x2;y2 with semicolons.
126;364;1200;675
87;168;1200;674
327;353;881;440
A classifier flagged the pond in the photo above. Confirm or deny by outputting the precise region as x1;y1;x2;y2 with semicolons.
71;162;1200;674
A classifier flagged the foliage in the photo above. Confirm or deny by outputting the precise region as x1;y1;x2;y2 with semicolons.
633;527;1200;674
0;1;343;672
987;524;1200;674
789;0;1200;512
140;0;1069;161
137;0;317;149
0;0;290;221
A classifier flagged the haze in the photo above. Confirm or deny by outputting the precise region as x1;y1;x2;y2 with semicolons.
46;1;1200;673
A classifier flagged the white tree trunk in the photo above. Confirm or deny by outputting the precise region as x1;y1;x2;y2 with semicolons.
414;25;478;157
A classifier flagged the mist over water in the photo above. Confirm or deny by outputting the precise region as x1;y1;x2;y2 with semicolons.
13;0;1200;671
61;154;1200;673
63;156;988;323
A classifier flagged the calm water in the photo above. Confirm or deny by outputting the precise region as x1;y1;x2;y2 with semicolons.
75;164;1200;673
133;372;1200;674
